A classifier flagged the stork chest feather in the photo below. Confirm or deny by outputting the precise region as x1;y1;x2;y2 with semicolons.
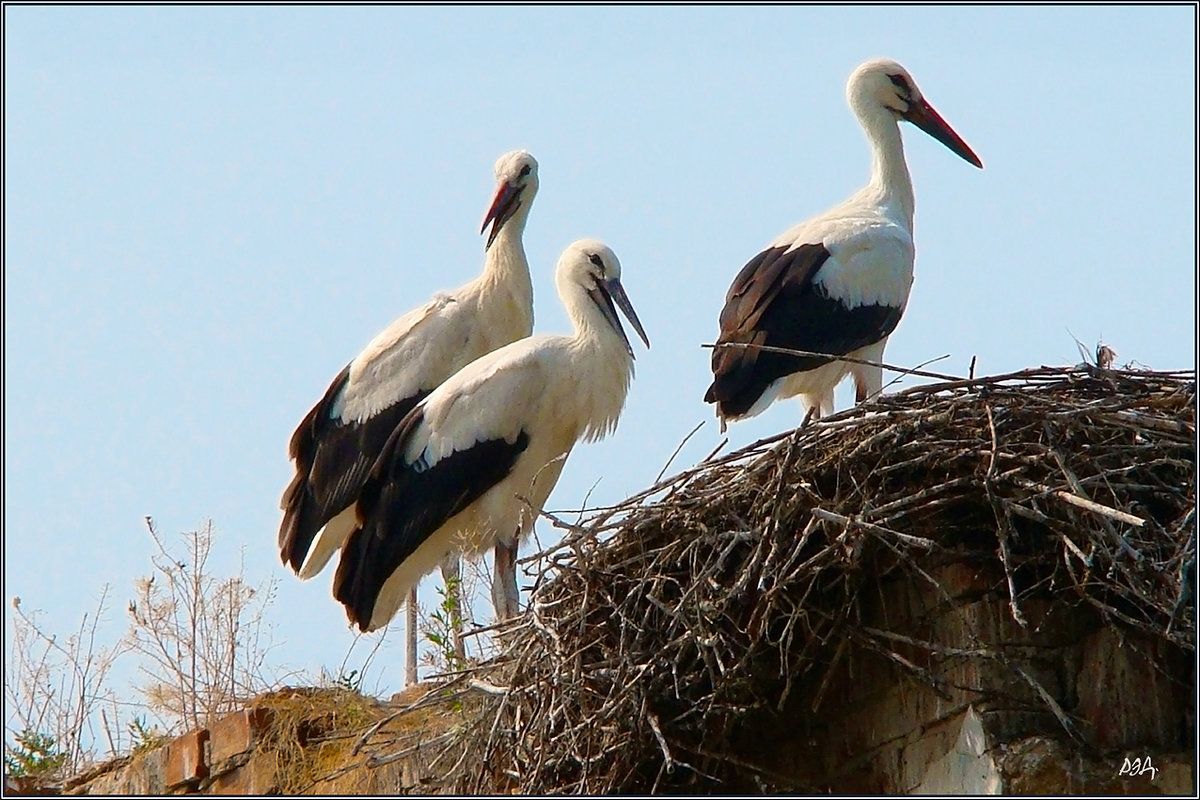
812;221;914;310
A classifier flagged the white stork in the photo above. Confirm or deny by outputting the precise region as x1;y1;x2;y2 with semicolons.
332;238;649;633
278;150;539;677
705;58;982;430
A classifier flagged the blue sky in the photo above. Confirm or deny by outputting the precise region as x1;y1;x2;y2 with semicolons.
4;5;1196;730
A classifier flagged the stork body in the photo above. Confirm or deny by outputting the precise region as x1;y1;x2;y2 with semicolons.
334;239;649;632
278;150;539;678
705;59;982;430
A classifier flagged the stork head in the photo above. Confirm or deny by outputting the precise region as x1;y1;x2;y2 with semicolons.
847;58;983;168
557;239;650;358
482;150;540;249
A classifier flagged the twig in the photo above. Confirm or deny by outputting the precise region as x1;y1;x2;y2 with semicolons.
656;421;706;484
704;341;962;383
365;730;460;768
994;512;1029;629
645;710;676;775
1052;490;1146;530
466;678;511;695
810;507;935;550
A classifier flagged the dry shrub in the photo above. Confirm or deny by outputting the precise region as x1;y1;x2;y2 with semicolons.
124;518;282;733
5;518;287;784
5;590;127;779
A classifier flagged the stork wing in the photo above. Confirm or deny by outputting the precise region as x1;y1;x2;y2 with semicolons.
333;346;550;631
277;294;456;574
705;240;904;418
706;243;830;408
340;294;461;421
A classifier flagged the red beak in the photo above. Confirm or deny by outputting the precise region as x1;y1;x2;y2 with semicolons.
905;98;983;169
481;180;522;249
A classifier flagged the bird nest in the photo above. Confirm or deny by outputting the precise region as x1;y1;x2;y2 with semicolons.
442;365;1195;794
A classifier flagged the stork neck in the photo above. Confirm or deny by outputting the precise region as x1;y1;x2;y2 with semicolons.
861;109;916;229
563;286;635;438
562;286;629;362
482;225;534;312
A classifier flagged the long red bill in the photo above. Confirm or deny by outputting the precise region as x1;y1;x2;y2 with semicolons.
906;98;983;169
481;181;522;249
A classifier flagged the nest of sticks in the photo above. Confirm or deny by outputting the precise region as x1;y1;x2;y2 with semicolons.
444;365;1195;794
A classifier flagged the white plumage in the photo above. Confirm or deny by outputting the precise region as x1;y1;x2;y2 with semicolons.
334;238;650;633
706;59;982;429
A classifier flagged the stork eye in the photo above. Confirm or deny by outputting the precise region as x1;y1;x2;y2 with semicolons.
519;164;532;178
588;253;604;269
887;74;911;98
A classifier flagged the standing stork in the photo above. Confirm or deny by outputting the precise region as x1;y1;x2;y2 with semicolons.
333;239;649;633
704;59;982;430
278;150;539;682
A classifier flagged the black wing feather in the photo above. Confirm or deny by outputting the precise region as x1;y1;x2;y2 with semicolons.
333;407;531;631
278;364;430;573
705;243;902;418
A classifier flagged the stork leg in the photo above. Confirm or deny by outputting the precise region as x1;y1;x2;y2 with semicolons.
851;339;887;405
438;554;466;664
491;537;520;620
854;376;871;404
801;391;833;426
818;393;835;418
404;588;418;687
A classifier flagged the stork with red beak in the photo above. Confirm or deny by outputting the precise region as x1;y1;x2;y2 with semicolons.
705;59;982;430
278;150;539;682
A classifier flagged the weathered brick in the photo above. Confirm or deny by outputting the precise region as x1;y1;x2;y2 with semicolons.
208;707;275;766
6;774;60;795
120;746;168;794
208;752;279;795
164;728;210;789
